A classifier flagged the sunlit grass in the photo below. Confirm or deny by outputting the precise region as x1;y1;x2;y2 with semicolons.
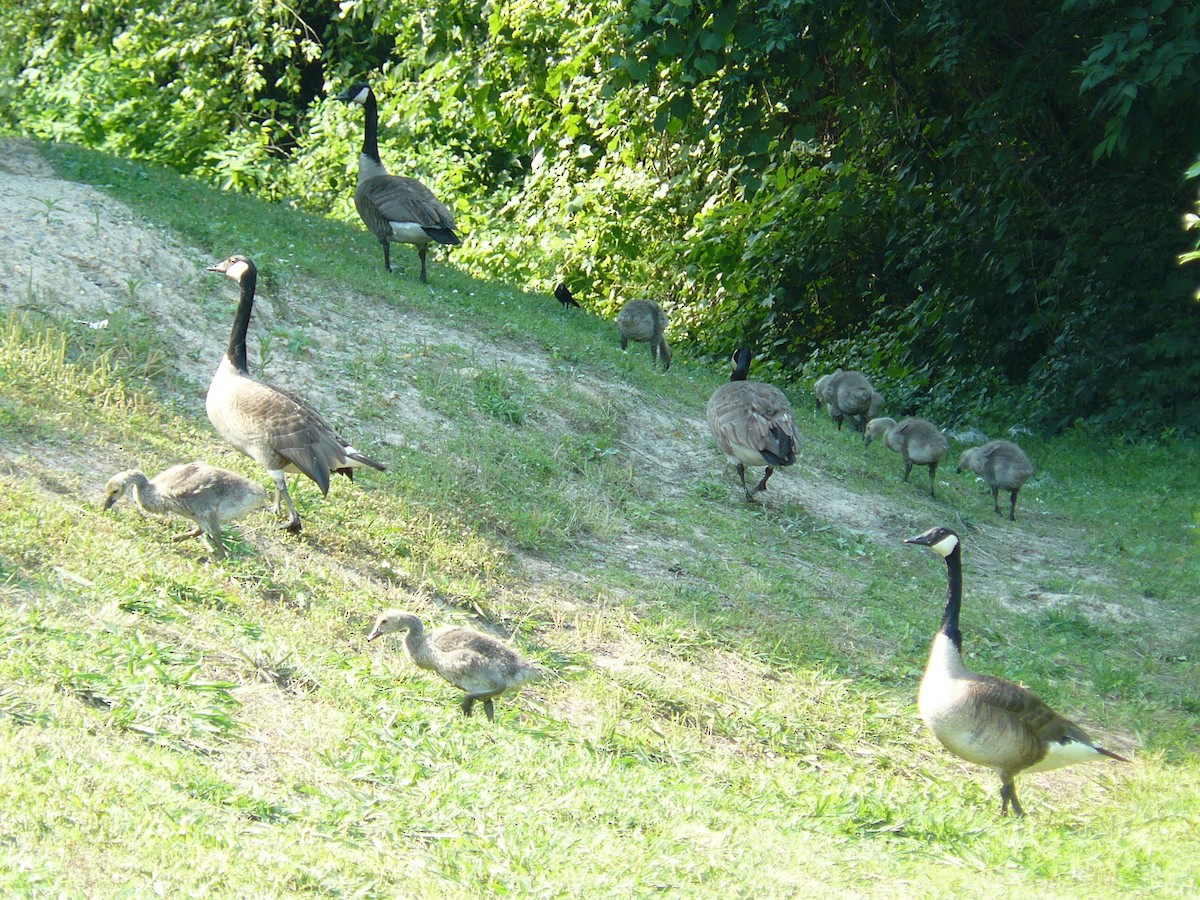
0;141;1195;897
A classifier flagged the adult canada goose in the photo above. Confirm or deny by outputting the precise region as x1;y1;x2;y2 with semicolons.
616;299;671;371
368;610;544;722
824;370;880;431
864;416;950;497
554;282;582;309
205;255;385;533
906;526;1128;816
706;349;799;500
336;82;461;283
103;462;266;559
957;439;1034;521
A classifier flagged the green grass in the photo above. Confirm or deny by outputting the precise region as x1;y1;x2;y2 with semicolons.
0;140;1196;897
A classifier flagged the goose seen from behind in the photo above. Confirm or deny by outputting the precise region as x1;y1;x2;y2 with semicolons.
368;610;544;723
336;82;461;283
957;439;1034;521
706;349;799;500
616;299;672;371
906;526;1128;816
103;462;266;559
205;255;385;533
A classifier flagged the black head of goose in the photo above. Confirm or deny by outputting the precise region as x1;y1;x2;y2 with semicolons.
205;255;385;533
906;526;1128;816
705;349;798;500
335;82;461;283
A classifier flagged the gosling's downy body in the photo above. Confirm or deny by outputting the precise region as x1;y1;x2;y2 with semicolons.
824;370;880;431
103;462;266;558
906;526;1128;816
205;255;385;533
336;83;461;283
813;373;837;412
864;416;950;497
957;439;1034;521
616;299;671;371
368;610;543;722
706;349;799;500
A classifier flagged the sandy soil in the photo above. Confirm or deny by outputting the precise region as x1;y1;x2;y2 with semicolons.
0;138;1146;632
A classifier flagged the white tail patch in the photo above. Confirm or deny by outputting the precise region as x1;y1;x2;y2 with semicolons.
1024;738;1107;774
387;221;435;244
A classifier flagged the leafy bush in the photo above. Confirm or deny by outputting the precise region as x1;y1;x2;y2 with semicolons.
2;0;1197;435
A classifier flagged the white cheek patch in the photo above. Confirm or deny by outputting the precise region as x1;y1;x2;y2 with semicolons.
930;532;959;558
225;259;250;280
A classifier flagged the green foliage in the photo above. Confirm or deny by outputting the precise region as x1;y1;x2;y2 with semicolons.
2;0;1198;434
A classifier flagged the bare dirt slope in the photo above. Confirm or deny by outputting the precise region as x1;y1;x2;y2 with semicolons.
0;138;1146;631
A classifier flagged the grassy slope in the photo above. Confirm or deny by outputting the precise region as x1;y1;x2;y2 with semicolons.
0;141;1197;897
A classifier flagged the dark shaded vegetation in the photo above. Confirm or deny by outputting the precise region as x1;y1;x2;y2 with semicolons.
2;0;1198;436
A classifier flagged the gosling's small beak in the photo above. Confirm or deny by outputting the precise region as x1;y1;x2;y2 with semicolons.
367;627;382;642
102;494;118;511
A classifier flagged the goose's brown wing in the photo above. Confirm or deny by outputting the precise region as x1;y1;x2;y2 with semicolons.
358;175;458;237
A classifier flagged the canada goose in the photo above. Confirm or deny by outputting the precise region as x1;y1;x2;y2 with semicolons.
864;416;950;497
906;526;1128;816
554;282;581;309
616;299;672;371
957;439;1034;521
706;349;799;500
205;255;385;533
824;370;879;431
368;610;544;722
103;462;266;558
335;82;461;283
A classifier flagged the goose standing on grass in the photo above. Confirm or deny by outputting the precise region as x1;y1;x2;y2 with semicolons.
906;526;1128;816
957;439;1034;521
824;370;881;431
205;255;385;534
706;349;799;500
368;610;544;723
336;82;461;283
103;462;266;559
616;299;672;371
864;416;950;497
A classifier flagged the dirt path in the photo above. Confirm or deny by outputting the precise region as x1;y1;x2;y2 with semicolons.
0;138;1146;634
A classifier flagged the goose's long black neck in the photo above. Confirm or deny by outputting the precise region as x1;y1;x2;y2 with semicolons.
730;350;751;382
939;542;964;654
225;268;256;375
361;90;381;165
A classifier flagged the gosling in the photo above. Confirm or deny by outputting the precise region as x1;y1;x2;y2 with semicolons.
957;439;1034;521
368;610;544;723
864;416;950;497
823;370;880;431
103;462;266;558
616;299;671;371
